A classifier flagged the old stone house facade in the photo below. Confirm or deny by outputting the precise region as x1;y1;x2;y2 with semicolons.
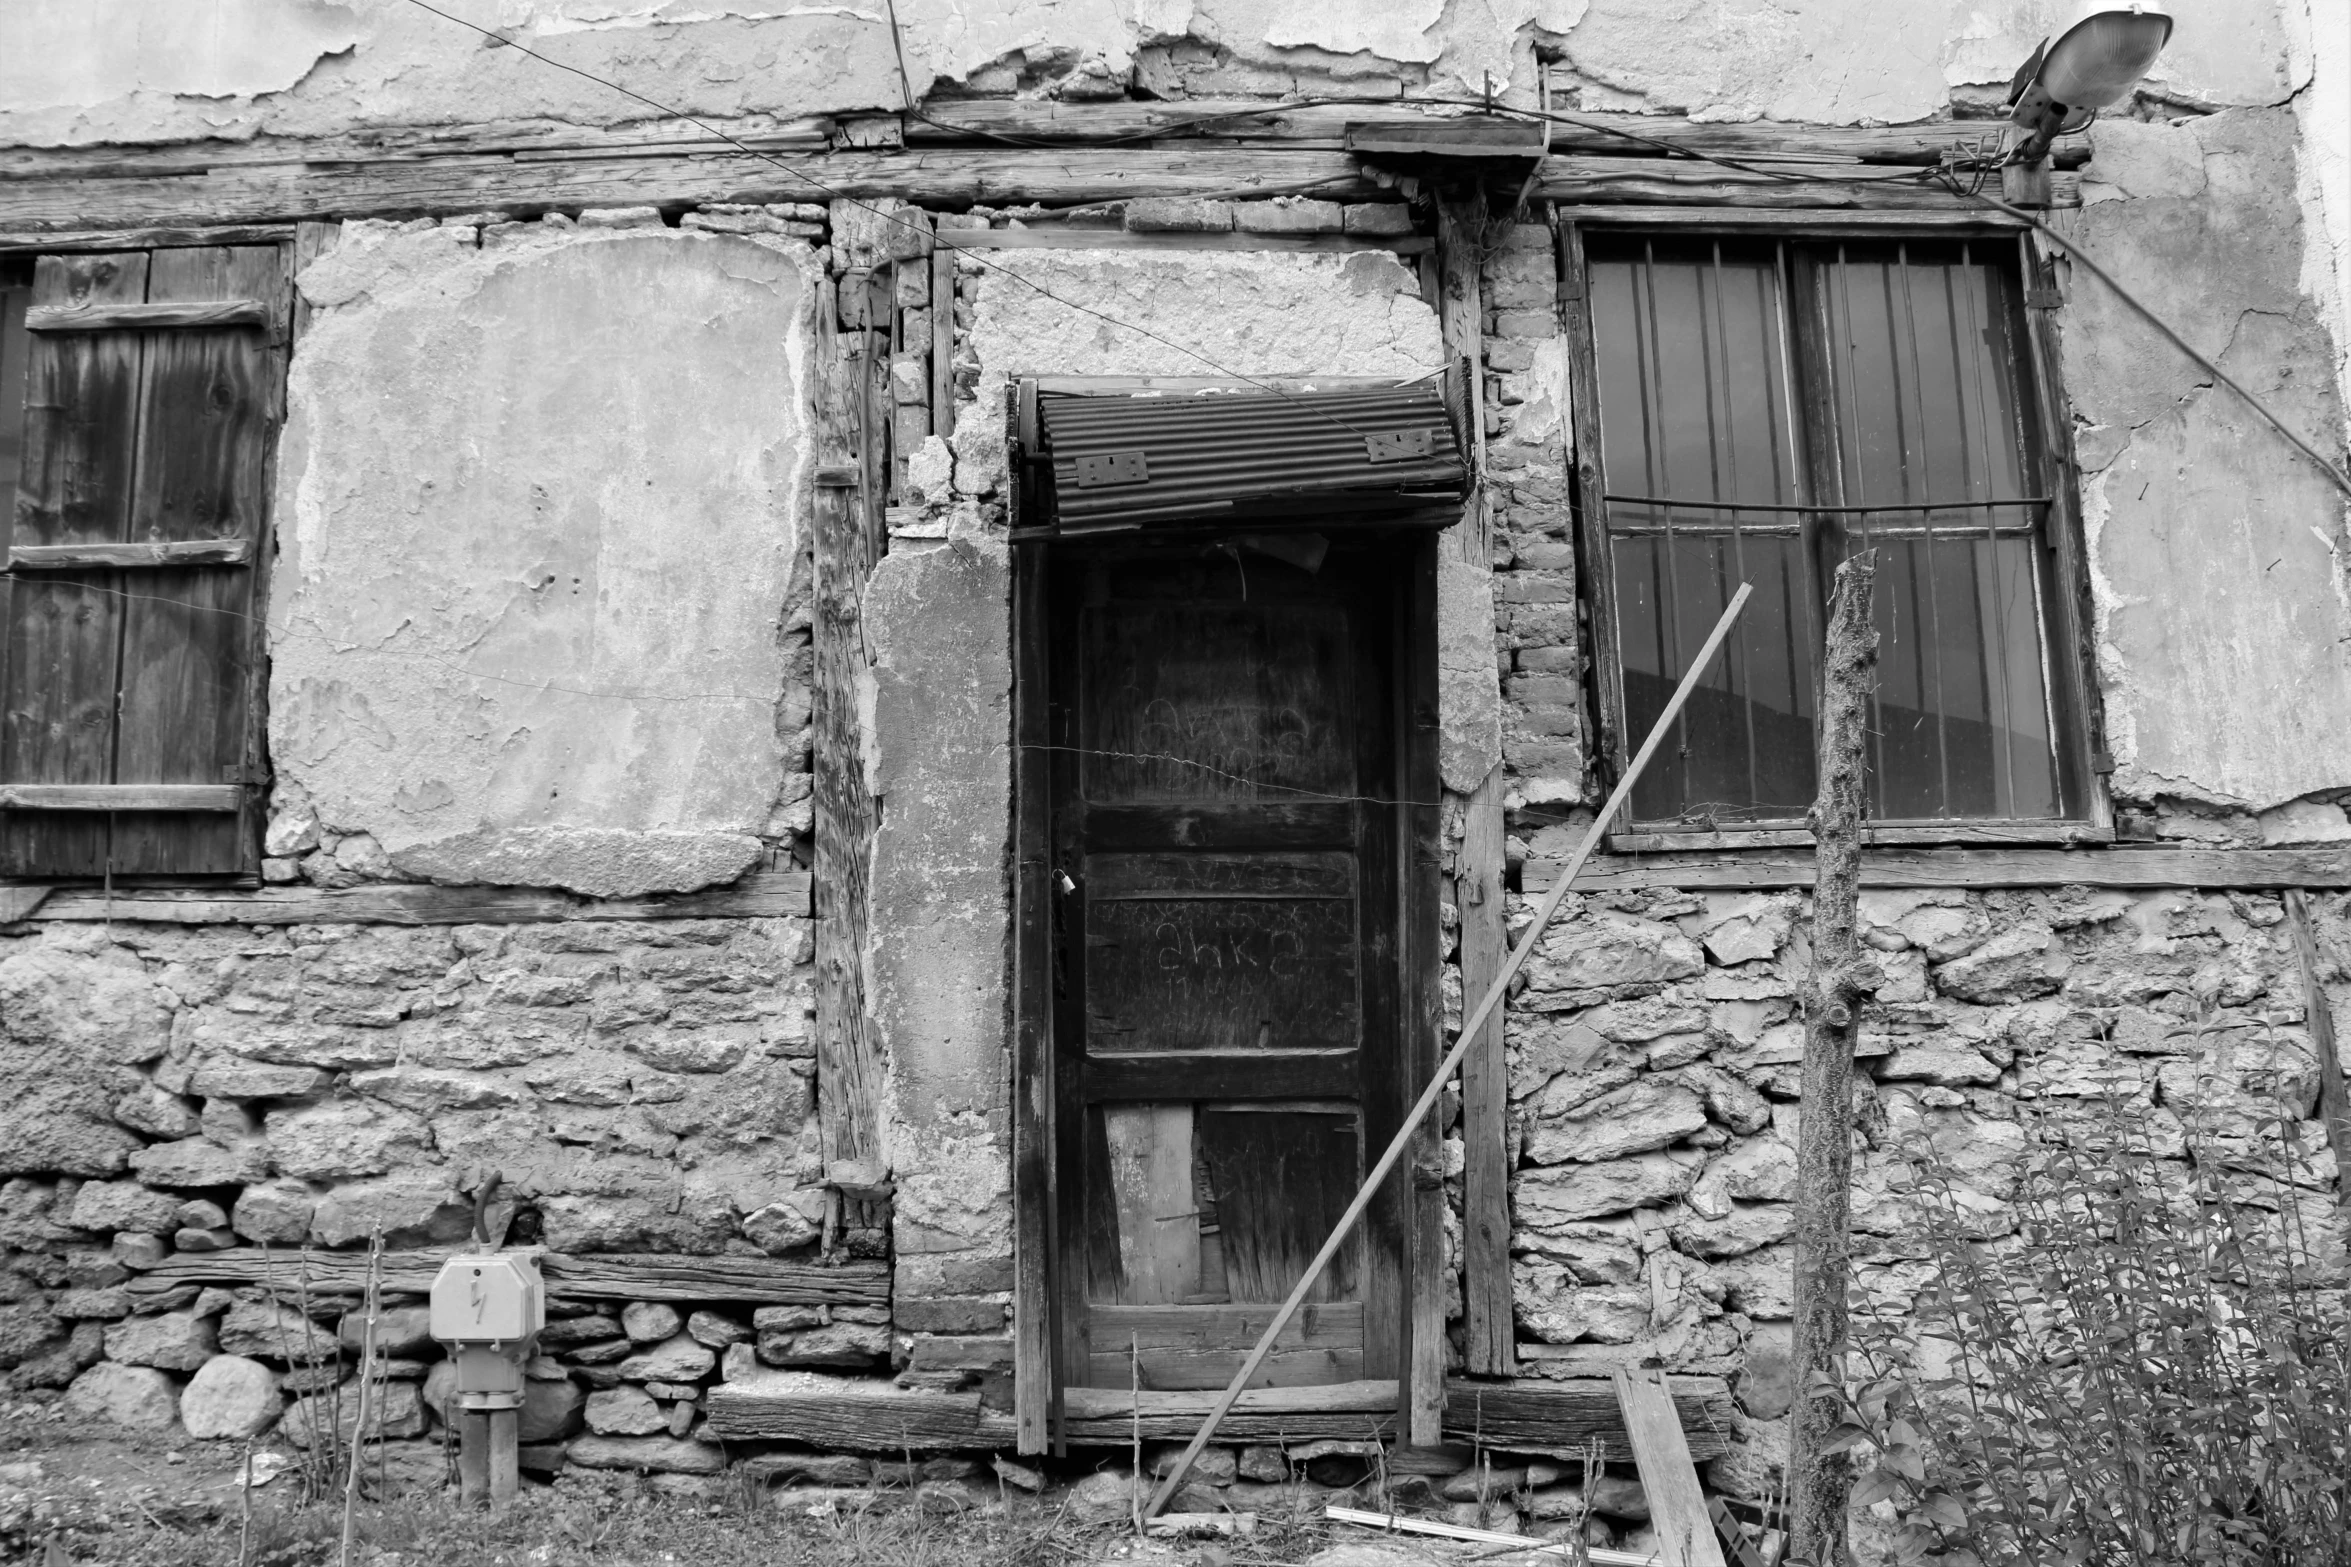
0;0;2346;1544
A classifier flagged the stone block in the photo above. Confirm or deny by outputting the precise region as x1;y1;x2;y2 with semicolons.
129;1138;267;1189
189;1061;329;1100
1526;1079;1706;1166
1736;1322;1794;1420
66;1362;180;1430
181;1354;284;1439
618;1334;716;1382
906;1334;1011;1372
1514;1152;1700;1226
218;1298;321;1362
1671;1201;1794;1260
309;1173;471;1248
339;1304;434;1358
1233;198;1346;234
684;1310;748;1348
280;1380;429;1447
105;1310;218;1371
69;1181;182;1236
347;1067;522;1114
111;1084;200;1140
586;1385;667;1436
891;1296;1005;1334
1124;197;1232;231
623;1302;684;1343
1344;204;1414;235
54;1287;132;1320
540;1314;624;1349
1513;1261;1649;1345
231;1178;316;1244
756;1320;890;1367
175;1226;237;1252
566;1434;725;1475
577;207;662;229
1708;1244;1794;1319
1525;914;1703;996
112;1233;167;1270
266;1100;433;1181
1933;923;2068;1003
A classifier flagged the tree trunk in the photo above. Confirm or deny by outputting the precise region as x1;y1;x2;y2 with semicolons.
1787;551;1880;1567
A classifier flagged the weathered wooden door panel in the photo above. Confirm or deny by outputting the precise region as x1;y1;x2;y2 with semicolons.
1050;542;1412;1396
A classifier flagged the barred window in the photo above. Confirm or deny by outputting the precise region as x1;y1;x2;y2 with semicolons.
1577;233;2096;837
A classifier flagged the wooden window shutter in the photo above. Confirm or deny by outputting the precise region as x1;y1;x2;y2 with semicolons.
2;246;285;878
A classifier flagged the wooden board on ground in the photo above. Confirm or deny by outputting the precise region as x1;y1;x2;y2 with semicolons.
706;1371;1017;1449
126;1247;887;1306
1613;1367;1727;1567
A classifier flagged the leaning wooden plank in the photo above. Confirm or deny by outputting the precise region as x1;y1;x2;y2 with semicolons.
705;1370;1015;1449
1442;1377;1734;1463
21;869;813;926
10;539;252;569
1325;1504;1658;1566
0;783;240;811
27;299;270;332
1613;1367;1727;1567
1535;846;2351;893
127;1248;888;1305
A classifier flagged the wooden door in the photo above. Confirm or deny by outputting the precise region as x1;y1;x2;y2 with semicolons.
1047;537;1419;1393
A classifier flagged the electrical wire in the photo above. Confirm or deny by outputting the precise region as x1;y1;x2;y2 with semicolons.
396;0;1384;441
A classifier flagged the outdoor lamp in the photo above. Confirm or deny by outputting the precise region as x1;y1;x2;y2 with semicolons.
2007;1;2174;164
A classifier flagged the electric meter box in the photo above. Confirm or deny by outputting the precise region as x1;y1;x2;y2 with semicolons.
429;1251;546;1349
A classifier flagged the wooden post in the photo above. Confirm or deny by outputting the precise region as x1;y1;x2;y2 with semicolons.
1786;552;1879;1567
2284;891;2351;1215
814;273;886;1188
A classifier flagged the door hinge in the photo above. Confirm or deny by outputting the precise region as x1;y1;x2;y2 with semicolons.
2025;287;2063;310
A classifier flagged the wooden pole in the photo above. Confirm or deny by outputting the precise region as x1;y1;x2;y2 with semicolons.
1786;552;1880;1567
1142;583;1755;1521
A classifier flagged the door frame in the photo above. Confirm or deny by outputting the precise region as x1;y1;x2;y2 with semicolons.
1009;529;1444;1455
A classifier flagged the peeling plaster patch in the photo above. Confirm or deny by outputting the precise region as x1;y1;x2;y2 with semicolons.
1254;0;1447;63
0;0;359;113
270;225;815;895
951;248;1443;496
1440;550;1504;792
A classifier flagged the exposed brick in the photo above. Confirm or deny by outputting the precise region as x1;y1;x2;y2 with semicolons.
1504;603;1578;645
1491;310;1559;339
1507;704;1582;736
1344;204;1415;235
1508;675;1581;705
1517;646;1581;673
893;1295;1008;1334
1513;539;1577;569
1232;198;1345;234
1495;575;1575;604
1506;738;1584;773
895;1252;1014;1296
1485;279;1555;309
1126;197;1233;232
908;1334;1014;1372
1485;341;1537;372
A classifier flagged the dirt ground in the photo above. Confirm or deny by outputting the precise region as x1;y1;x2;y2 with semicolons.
0;1398;1497;1567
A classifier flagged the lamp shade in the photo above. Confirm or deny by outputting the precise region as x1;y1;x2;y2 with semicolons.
2039;2;2172;111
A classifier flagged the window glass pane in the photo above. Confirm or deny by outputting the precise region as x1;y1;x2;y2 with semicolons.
1811;242;2064;822
1616;533;1816;825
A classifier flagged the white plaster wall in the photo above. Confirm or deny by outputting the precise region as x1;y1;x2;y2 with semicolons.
270;222;815;896
872;247;1444;1270
0;0;2312;151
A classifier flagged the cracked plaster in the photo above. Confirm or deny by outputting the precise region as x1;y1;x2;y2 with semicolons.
269;222;816;896
6;0;2312;150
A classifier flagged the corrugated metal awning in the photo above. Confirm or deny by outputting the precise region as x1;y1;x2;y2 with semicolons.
1026;380;1467;534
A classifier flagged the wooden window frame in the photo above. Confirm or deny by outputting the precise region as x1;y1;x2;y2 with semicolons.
0;230;305;884
1557;211;2113;853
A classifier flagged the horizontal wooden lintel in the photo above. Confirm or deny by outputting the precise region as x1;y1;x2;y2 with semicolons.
940;227;1430;254
27;299;272;332
10;867;813;926
9;538;251;570
0;783;241;812
1529;846;2351;893
129;1246;887;1306
1556;202;2033;232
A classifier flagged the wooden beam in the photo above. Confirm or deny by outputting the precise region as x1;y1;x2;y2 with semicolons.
1552;203;2029;232
1528;846;2351;893
11;868;812;926
0;224;298;253
938;227;1430;254
128;1247;887;1306
1010;545;1054;1455
706;1372;1016;1449
0;784;240;812
10;539;251;570
0;149;1379;233
1610;821;2109;852
1443;1376;1735;1461
27;299;270;332
1535;156;2079;209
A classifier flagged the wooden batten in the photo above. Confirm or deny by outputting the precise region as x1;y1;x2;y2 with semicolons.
9;538;251;570
26;298;271;332
1532;847;2351;893
9;869;812;926
130;1246;888;1306
0;783;240;811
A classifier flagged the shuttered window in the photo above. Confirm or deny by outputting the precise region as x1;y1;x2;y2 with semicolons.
1578;233;2093;835
0;247;283;878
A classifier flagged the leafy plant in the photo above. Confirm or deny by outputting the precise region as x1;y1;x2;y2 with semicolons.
1819;1091;2348;1566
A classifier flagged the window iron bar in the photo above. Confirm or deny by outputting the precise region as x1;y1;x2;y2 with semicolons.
1599;493;2051;515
